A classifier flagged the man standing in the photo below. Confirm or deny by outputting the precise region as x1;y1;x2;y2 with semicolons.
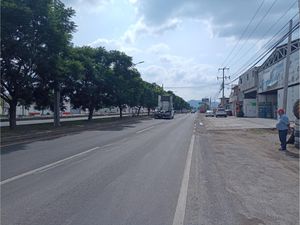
276;108;290;151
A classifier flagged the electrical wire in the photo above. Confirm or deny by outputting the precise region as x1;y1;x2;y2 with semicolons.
228;3;298;72
221;0;265;67
224;0;279;68
228;20;300;84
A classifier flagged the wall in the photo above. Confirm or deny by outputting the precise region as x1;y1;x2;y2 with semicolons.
243;99;257;117
258;51;299;93
239;68;258;92
277;85;300;121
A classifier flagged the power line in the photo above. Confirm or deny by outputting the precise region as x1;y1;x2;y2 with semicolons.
225;0;279;68
229;17;293;81
228;20;300;84
228;2;298;74
221;0;265;67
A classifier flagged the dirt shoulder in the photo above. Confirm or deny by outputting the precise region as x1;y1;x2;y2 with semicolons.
186;115;299;225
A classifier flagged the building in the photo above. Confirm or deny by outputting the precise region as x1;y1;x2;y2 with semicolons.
257;38;299;120
239;67;259;117
229;85;244;116
229;38;299;120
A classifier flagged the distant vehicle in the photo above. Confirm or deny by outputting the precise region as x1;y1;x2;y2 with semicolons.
225;109;233;116
154;95;174;119
215;108;227;118
191;109;197;113
205;110;214;117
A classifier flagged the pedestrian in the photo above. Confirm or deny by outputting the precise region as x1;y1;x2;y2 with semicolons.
276;108;290;151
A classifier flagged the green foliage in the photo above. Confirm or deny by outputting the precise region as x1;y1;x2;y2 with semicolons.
66;47;110;120
1;1;191;126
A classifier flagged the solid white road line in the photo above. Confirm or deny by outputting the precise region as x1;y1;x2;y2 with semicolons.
136;126;155;134
172;134;195;225
0;147;100;186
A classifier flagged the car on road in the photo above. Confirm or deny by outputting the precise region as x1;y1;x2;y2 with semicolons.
215;108;227;117
225;109;233;116
205;110;214;117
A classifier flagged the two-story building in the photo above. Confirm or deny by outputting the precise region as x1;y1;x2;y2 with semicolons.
257;38;299;120
239;67;259;117
229;38;299;121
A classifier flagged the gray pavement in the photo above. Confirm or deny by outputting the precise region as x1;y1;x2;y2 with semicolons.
1;113;298;225
0;114;132;127
1;114;195;225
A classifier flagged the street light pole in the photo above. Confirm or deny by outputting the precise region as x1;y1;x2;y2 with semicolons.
132;61;144;66
282;20;292;112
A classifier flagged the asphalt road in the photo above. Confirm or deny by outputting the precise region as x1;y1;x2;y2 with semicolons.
0;114;132;127
1;113;298;225
1;113;195;225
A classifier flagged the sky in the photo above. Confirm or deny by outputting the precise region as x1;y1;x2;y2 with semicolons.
62;0;299;101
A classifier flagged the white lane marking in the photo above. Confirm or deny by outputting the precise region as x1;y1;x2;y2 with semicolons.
0;147;100;186
172;134;195;225
136;126;155;134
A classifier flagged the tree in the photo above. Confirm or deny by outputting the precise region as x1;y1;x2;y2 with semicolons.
67;47;109;121
141;82;163;115
1;0;76;128
1;0;44;128
34;0;76;126
106;50;137;118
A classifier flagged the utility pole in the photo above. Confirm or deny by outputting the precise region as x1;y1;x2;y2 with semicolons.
217;67;230;107
282;19;292;112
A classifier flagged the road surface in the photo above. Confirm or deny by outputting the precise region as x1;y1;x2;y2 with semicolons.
1;113;299;225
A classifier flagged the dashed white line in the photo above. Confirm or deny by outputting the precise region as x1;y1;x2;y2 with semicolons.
172;134;195;225
0;146;100;186
136;126;155;134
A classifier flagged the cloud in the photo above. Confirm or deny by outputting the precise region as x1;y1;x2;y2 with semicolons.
88;38;142;56
122;18;181;44
131;0;298;40
89;38;121;49
147;43;170;54
63;0;111;12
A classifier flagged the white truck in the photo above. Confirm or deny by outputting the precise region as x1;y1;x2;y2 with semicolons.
154;95;174;119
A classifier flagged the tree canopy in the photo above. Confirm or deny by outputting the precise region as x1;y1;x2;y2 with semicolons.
1;1;191;128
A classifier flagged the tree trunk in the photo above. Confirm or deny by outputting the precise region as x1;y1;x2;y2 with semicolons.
88;107;94;121
137;106;141;116
53;88;60;127
9;101;17;129
119;106;123;118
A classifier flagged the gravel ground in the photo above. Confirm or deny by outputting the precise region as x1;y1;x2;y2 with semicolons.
185;114;299;225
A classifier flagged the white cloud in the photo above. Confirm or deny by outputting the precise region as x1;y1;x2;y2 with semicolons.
133;0;297;40
122;17;181;44
88;38;121;49
88;38;142;56
147;43;170;54
63;0;112;12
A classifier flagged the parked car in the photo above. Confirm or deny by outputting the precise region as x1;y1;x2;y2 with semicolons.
215;108;227;117
205;110;214;117
225;109;233;116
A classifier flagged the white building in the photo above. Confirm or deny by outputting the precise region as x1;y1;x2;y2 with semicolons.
257;38;299;121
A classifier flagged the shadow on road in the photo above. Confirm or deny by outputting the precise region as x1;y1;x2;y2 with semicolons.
1;116;153;155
